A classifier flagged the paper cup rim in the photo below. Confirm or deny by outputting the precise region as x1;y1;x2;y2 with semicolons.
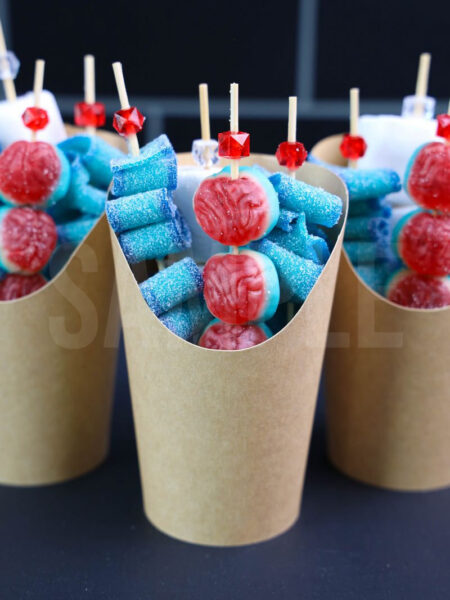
111;157;348;354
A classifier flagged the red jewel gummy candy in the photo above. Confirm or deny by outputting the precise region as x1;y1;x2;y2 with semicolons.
113;107;145;136
218;131;250;159
74;101;106;128
276;141;307;170
395;211;450;277
436;114;450;141
198;320;271;350
387;270;450;309
0;273;46;301
340;134;367;160
22;107;49;131
405;142;450;213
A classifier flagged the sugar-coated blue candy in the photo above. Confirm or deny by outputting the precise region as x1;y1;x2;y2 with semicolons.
344;238;396;265
276;208;300;233
139;257;203;317
356;263;393;295
348;197;391;218
57;216;98;245
111;134;177;197
253;238;323;303
308;155;400;202
310;235;330;263
58;135;124;189
61;154;106;217
107;189;176;234
268;212;319;263
345;215;390;242
119;210;191;263
159;296;212;341
269;172;343;227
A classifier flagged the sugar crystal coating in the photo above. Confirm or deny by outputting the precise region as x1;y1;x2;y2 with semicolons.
106;189;176;234
269;172;342;227
118;209;191;263
57;216;98;246
159;296;212;340
139;257;203;317
386;269;450;309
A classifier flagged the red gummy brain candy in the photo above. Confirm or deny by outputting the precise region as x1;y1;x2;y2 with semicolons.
397;212;450;277
199;321;269;350
0;273;46;301
387;272;450;309
203;253;266;325
407;142;450;213
194;174;271;246
0;140;61;207
1;208;57;273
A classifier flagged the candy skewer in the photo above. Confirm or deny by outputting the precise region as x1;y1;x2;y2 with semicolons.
31;59;45;142
112;62;140;157
84;55;96;136
413;52;431;117
0;20;16;102
275;96;307;178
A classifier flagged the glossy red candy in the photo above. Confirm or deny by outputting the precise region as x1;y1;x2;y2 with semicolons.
22;107;49;131
387;271;450;309
1;207;57;273
406;142;450;213
436;114;450;141
74;101;106;128
397;211;450;276
203;253;267;325
0;141;62;207
113;107;145;136
0;273;46;301
276;141;307;170
194;172;273;246
218;131;250;159
340;134;367;160
198;321;270;350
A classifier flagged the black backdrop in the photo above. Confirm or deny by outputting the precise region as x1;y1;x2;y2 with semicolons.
6;0;449;152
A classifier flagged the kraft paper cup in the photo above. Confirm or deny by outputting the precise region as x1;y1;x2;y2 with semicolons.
110;153;348;546
312;134;450;492
0;126;124;486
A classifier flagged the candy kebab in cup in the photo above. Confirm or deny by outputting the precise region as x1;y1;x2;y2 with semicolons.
172;83;222;264
195;83;281;350
275;96;308;320
387;105;450;308
74;54;106;137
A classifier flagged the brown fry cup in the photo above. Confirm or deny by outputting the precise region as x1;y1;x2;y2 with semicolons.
110;153;348;546
312;134;450;492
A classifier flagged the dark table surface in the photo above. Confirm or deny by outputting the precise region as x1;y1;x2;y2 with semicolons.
1;341;449;600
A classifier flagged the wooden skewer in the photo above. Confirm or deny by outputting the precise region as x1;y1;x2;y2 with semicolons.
0;20;16;102
199;83;211;142
414;52;431;117
31;59;45;142
348;87;359;169
287;96;297;179
84;54;96;136
112;61;140;157
230;82;239;181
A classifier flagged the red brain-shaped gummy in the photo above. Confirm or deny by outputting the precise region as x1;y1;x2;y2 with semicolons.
194;174;270;246
199;321;269;350
398;212;450;276
387;272;450;309
1;208;57;273
0;273;46;301
407;142;450;213
203;253;266;324
0;140;61;207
